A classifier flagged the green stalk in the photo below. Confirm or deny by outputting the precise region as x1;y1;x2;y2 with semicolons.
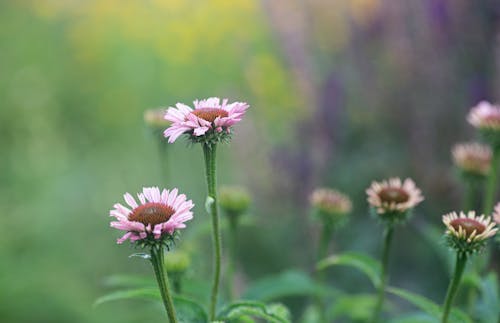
227;215;238;301
315;223;334;323
441;252;468;323
150;245;178;323
202;143;222;320
371;225;394;323
483;147;500;215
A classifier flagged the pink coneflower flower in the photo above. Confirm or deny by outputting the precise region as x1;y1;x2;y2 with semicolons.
493;203;500;225
452;142;492;177
442;211;497;254
310;188;352;217
110;187;194;246
163;97;249;143
310;188;352;228
366;178;424;221
467;101;500;131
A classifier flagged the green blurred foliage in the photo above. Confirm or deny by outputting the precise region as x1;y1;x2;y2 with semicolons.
1;0;499;322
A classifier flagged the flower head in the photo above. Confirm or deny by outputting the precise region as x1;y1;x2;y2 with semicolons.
442;211;497;254
366;178;424;223
467;101;500;148
110;187;194;247
452;142;491;179
310;188;352;227
467;101;500;130
219;185;251;217
494;203;500;225
164;250;191;274
163;97;249;144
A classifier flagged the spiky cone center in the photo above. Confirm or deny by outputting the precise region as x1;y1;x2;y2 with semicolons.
443;211;498;254
192;108;228;123
379;187;409;204
129;203;175;226
450;218;486;236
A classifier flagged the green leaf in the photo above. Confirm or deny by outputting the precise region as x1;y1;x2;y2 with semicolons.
476;272;500;323
173;295;208;323
205;196;215;214
217;301;291;323
388;312;438;323
387;287;441;318
94;289;208;322
329;293;381;321
242;270;335;301
317;252;381;288
128;252;151;260
102;274;155;289
388;287;472;323
93;288;160;307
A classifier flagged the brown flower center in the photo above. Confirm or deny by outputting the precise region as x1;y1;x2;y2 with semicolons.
450;218;486;236
128;203;175;226
379;188;409;204
191;108;228;123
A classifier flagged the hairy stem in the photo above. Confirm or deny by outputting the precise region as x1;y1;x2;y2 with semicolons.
441;252;467;323
150;245;178;323
202;143;222;320
371;226;394;323
227;216;238;301
315;223;333;323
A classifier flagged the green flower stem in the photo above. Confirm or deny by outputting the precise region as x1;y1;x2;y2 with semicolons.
227;215;239;301
371;225;394;323
483;147;500;215
202;143;222;321
315;223;334;323
441;252;468;323
150;245;178;323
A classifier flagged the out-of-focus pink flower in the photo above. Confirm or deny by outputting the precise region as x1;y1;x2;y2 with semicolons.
452;142;491;176
467;101;500;130
493;203;500;225
110;187;194;244
163;97;249;143
366;178;424;215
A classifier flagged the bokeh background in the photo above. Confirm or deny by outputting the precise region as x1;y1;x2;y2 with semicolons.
1;0;499;322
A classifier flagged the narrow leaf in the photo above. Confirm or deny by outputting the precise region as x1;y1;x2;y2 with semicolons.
387;287;441;318
129;252;151;260
103;274;155;289
217;300;291;323
242;270;335;301
173;295;208;323
388;287;472;323
317;252;381;288
93;288;160;307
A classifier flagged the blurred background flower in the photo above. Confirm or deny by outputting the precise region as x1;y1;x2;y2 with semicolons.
1;0;499;322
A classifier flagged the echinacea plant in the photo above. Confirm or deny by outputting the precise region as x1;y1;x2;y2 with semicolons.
219;185;251;300
441;211;498;323
452;142;491;210
310;188;352;261
366;178;424;322
109;187;194;323
309;187;351;322
164;97;249;320
467;101;500;214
